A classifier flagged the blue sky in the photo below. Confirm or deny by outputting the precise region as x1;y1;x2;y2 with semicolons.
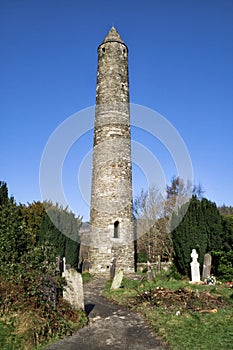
1;0;232;220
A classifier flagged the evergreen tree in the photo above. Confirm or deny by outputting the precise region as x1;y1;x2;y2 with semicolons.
39;203;81;269
0;183;49;274
202;199;223;252
220;214;233;252
0;197;28;268
19;201;46;243
0;181;9;206
40;211;66;258
65;237;79;269
171;196;222;276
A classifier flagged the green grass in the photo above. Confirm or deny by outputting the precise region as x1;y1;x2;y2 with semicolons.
82;272;93;284
140;305;233;350
103;274;233;350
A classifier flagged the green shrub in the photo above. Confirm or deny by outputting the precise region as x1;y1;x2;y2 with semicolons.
166;263;182;280
137;251;148;263
212;250;233;282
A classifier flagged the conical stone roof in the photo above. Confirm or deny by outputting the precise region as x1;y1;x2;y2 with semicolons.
102;26;124;44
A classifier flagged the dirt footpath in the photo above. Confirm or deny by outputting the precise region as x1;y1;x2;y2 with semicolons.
46;276;168;350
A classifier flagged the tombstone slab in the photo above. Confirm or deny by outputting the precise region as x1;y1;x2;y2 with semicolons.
82;259;90;273
202;253;212;280
147;260;155;280
110;269;123;290
157;255;161;274
62;269;84;310
110;258;116;280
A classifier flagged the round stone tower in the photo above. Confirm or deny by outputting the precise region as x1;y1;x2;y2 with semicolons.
88;27;135;274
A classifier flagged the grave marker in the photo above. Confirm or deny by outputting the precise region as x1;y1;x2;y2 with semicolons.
82;259;90;273
62;268;84;310
190;249;200;283
202;253;212;280
110;269;123;290
147;260;155;280
110;258;116;279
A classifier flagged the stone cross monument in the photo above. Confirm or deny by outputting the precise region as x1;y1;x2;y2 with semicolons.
190;249;200;283
88;27;135;274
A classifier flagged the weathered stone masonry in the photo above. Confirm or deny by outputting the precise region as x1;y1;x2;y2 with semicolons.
88;27;135;273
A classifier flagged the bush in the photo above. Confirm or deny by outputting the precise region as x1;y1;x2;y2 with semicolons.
137;251;148;263
0;272;87;349
212;250;233;282
0;183;87;349
166;263;182;280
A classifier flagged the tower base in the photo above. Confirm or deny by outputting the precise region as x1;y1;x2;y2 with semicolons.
88;244;135;274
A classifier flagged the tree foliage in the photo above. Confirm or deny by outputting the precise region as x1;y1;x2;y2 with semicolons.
39;202;82;269
220;214;233;252
0;181;8;206
0;182;82;273
19;201;46;244
0;183;55;276
134;186;173;261
134;177;194;262
0;182;86;348
171;196;223;276
0;196;29;269
134;177;232;280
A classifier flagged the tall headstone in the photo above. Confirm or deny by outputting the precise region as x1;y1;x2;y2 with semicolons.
62;269;84;310
111;269;124;290
157;255;161;275
88;27;135;274
82;259;90;273
202;253;212;280
147;260;155;280
190;249;200;283
110;258;117;279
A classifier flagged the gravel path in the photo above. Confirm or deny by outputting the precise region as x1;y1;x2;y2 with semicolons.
46;275;168;350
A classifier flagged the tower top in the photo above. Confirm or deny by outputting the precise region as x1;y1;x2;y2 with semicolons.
102;26;124;44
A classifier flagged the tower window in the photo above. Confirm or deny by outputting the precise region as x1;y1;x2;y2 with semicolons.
114;221;119;238
102;47;105;52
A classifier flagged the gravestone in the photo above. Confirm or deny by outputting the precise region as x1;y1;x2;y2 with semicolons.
62;268;84;310
110;258;116;279
55;256;62;276
202;253;212;280
147;260;155;280
82;259;90;273
190;249;200;283
110;269;124;290
63;257;66;272
157;255;161;275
